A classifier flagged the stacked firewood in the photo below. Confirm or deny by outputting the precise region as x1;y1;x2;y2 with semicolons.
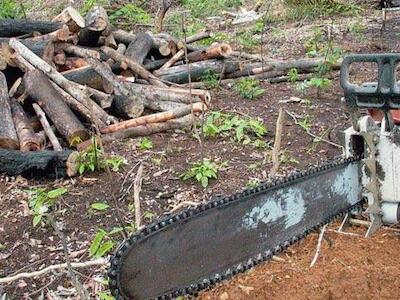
0;6;333;177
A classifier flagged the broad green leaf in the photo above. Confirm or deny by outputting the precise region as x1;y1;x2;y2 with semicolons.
91;202;109;211
89;230;107;257
33;215;42;227
47;188;67;199
95;240;115;258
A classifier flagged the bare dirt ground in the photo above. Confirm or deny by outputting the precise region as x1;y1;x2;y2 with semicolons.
1;1;400;299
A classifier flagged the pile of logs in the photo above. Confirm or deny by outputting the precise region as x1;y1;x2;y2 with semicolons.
0;5;333;177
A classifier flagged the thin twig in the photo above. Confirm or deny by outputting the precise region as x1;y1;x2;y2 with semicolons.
48;215;88;299
165;201;198;214
0;259;107;284
285;110;343;150
134;163;144;229
310;223;328;268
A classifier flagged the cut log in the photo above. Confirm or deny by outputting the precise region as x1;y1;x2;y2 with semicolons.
54;51;66;65
50;82;106;127
0;72;18;149
225;63;274;79
154;59;239;83
101;46;167;87
159;40;177;57
186;43;232;63
112;29;135;44
9;38;113;126
56;43;100;59
126;83;211;105
159;49;184;70
62;65;112;93
87;86;113;109
87;58;144;118
0;149;78;178
9;99;42;151
78;6;110;47
53;7;85;33
125;32;154;65
24;70;89;146
144;100;185;112
143;58;170;71
78;115;194;151
64;57;88;70
0;19;62;37
101;102;205;134
178;29;212;47
32;103;62;151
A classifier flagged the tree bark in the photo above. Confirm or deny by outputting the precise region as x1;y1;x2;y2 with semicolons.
62;65;112;93
32;103;62;151
159;49;184;70
56;43;100;59
186;43;232;63
112;29;136;45
0;72;18;149
0;19;62;37
125;32;154;65
101;102;205;134
78;115;193;151
24;70;89;146
52;6;85;33
87;58;144;118
154;59;239;83
9;99;42;151
0;149;78;178
101;46;167;87
78;6;110;47
143;58;170;71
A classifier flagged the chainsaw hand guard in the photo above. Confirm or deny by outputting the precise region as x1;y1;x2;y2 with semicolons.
341;53;400;110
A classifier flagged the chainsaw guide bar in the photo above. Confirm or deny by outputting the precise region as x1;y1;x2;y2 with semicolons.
109;156;363;300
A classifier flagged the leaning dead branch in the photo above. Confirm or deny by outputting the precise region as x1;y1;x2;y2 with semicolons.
134;163;144;229
270;108;284;177
310;223;328;268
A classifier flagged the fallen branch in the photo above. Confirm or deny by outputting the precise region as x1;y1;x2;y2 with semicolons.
270;108;284;177
166;201;199;214
100;102;206;134
32;103;62;151
0;258;107;284
134;163;144;229
310;223;328;268
285;110;343;150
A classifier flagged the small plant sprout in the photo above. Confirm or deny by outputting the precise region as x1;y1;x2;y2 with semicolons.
297;115;313;131
201;69;220;89
137;137;153;150
247;178;261;188
89;202;110;214
89;229;115;258
234;78;265;100
280;151;299;165
181;159;219;188
77;139;125;174
309;77;332;97
29;187;68;227
143;211;156;222
287;68;300;82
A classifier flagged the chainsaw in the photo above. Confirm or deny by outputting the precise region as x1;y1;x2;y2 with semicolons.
108;54;400;300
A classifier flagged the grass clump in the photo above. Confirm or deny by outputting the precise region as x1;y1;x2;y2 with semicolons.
109;3;153;27
182;0;243;18
0;0;22;19
234;78;265;100
201;70;220;89
80;0;109;15
203;112;267;146
284;0;361;20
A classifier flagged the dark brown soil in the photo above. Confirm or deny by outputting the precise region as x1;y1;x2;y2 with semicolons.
1;4;400;299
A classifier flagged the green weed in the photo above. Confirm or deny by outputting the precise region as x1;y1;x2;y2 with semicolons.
247;178;261;188
280;151;299;165
80;0;109;15
234;78;265;100
181;0;243;18
0;0;22;19
287;68;300;82
77;140;124;175
237;31;260;50
201;69;220;89
109;3;152;27
137;137;153;150
29;188;68;227
181;159;219;188
284;0;361;20
203;112;267;145
309;77;332;96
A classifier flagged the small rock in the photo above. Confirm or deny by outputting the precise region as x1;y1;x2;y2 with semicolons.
220;292;229;300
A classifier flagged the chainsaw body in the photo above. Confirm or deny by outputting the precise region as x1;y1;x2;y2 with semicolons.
341;53;400;234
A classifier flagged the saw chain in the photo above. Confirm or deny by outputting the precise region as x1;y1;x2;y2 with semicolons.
109;156;363;300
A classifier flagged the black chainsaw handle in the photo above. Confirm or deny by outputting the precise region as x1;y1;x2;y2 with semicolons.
340;53;400;109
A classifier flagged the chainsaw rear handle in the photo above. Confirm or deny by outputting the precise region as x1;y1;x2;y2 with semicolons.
340;53;400;110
